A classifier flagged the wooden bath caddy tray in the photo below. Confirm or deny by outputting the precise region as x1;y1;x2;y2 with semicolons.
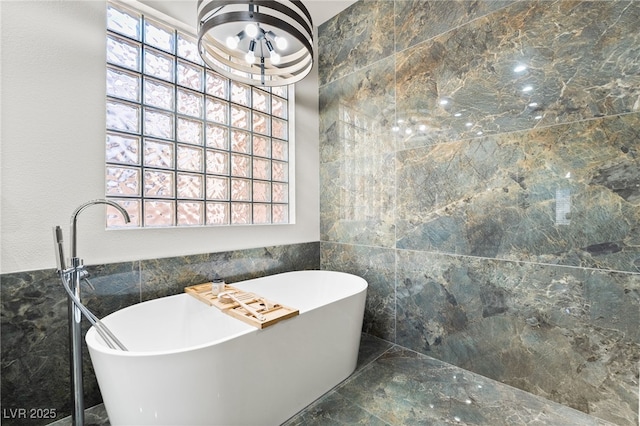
184;283;298;329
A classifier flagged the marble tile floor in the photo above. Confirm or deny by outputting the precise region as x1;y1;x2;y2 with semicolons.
50;334;616;426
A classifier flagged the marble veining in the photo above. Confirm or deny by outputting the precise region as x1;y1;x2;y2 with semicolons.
321;242;396;342
396;250;639;425
396;113;640;272
319;1;640;424
318;0;395;87
395;0;640;150
286;335;615;426
394;0;517;53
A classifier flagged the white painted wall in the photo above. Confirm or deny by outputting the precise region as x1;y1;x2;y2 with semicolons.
0;0;320;273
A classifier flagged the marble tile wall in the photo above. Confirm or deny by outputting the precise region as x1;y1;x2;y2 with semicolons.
319;1;639;424
0;242;319;425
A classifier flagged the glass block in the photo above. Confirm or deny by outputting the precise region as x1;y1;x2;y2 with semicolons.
272;204;288;223
231;82;250;106
206;124;228;149
272;140;288;161
177;60;203;91
177;89;203;118
144;49;174;81
107;199;140;227
177;173;203;198
231;203;251;224
107;101;140;133
206;98;228;124
273;182;288;203
231;154;250;177
107;67;140;102
272;86;287;98
107;35;141;71
206;176;229;200
206;202;229;225
272;161;288;182
178;201;204;225
253;158;271;180
177;145;203;172
206;72;228;99
252;112;270;135
253;135;271;158
206;150;229;175
177;32;200;63
144;18;174;53
231;178;251;201
231;105;249;129
144;170;174;197
107;5;140;40
253;204;271;224
252;88;269;113
177;118;203;144
106;166;140;196
144;139;174;169
144;78;173;110
106;133;140;165
272;118;288;140
272;96;287;119
144;109;174;139
231;130;250;153
253;181;271;202
144;200;175;226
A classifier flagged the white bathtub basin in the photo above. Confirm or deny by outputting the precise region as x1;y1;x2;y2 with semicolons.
86;270;367;425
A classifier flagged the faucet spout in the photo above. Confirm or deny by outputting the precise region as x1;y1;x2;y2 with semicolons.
70;199;130;258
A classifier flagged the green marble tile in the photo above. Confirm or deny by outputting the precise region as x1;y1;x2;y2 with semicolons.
394;0;516;52
395;251;639;424
396;113;640;272
321;242;397;341
395;1;640;150
319;0;395;86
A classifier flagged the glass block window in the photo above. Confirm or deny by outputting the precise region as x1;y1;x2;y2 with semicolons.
105;2;291;227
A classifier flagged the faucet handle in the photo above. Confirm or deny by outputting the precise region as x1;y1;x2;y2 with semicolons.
74;265;95;290
82;277;96;291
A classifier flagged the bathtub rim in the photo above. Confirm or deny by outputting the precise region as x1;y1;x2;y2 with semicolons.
86;270;367;358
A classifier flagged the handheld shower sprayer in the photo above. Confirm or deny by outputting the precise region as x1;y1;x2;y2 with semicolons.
53;225;66;272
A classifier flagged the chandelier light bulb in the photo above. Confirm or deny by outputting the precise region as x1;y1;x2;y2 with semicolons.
275;35;288;50
226;35;240;49
245;23;259;38
245;50;256;64
270;52;281;64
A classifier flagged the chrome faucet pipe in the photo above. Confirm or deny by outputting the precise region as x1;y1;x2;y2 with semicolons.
71;199;130;258
66;199;130;426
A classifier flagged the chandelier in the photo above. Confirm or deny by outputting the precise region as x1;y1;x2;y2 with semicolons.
197;0;314;87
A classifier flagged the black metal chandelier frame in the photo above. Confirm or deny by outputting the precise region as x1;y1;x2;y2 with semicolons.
197;0;314;87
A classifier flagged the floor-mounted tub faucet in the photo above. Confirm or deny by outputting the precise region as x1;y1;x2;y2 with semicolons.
54;199;130;426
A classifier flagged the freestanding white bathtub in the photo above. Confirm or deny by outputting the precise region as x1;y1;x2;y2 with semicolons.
86;270;367;425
